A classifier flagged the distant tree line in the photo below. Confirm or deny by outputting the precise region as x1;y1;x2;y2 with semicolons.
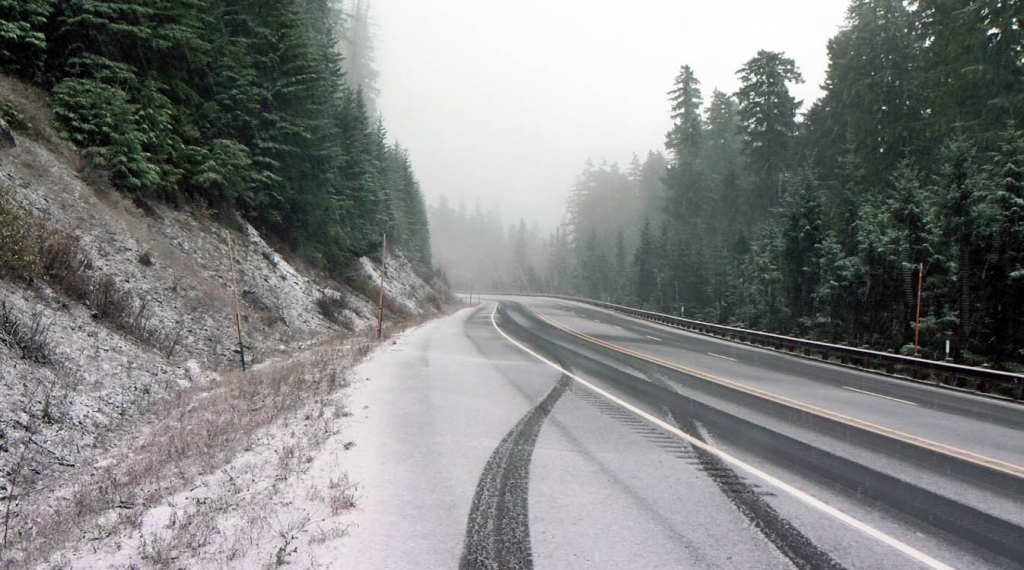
458;0;1024;369
0;0;430;274
428;197;547;294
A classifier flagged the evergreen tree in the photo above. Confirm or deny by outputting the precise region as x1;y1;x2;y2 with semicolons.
915;0;1024;148
0;0;54;80
613;227;629;302
337;0;379;114
736;50;803;214
10;0;432;280
665;64;703;159
634;217;657;308
975;125;1024;362
779;170;824;329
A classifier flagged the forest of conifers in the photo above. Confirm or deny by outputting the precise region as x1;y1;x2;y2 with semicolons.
430;0;1024;368
0;0;431;274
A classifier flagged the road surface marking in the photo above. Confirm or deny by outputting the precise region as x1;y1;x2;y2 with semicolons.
525;305;1024;481
645;335;661;341
490;304;953;570
844;386;918;406
707;352;738;362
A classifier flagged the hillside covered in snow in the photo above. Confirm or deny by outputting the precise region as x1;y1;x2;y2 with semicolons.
0;77;449;568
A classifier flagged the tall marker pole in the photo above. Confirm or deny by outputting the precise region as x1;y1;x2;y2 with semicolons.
227;231;246;371
913;263;923;358
376;233;387;340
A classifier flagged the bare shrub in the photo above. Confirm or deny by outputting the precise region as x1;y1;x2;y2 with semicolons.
38;231;91;300
0;76;57;145
139;530;172;568
268;512;310;567
156;322;186;359
425;289;445;312
0;300;52;364
382;296;412;320
345;272;379;303
0;197;166;350
89;274;134;325
315;292;350;329
310;524;349;545
2;443;25;555
0;189;42;279
327;474;357;516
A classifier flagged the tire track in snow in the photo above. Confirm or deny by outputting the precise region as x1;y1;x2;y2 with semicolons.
672;415;846;570
458;374;572;570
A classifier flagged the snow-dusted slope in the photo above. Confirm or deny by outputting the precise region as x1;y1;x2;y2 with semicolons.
0;121;447;567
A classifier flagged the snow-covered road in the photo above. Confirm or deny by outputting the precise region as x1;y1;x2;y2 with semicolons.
341;303;792;569
337;299;1024;569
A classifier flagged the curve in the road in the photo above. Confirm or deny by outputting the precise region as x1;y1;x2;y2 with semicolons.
526;304;1024;481
492;301;956;570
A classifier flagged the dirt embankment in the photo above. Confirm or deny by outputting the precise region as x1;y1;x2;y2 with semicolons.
0;78;448;568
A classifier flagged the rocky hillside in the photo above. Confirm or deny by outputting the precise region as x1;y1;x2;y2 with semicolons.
0;78;448;567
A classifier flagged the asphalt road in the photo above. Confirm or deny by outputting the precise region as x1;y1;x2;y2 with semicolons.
341;297;1024;569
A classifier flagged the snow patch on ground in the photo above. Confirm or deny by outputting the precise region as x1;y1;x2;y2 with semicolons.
43;331;426;570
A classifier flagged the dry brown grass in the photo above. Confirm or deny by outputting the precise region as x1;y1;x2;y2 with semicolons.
0;339;371;568
315;292;352;330
327;474;358;516
0;188;184;357
0;300;52;364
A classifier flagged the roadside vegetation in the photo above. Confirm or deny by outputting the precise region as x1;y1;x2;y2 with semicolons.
3;339;365;568
0;188;184;357
0;3;456;565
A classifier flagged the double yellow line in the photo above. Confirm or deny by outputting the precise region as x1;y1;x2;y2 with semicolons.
527;304;1024;481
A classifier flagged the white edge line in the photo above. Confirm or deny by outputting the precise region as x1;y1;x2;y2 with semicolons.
707;352;738;362
645;335;661;341
490;304;952;570
844;386;919;407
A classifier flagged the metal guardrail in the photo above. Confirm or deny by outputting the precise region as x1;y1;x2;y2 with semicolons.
541;294;1024;401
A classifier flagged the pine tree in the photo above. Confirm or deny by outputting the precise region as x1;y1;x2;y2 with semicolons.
0;0;54;80
778;170;824;330
666;64;703;159
736;50;803;214
634;218;657;307
613;227;628;302
338;0;379;114
812;0;922;188
976;125;1024;362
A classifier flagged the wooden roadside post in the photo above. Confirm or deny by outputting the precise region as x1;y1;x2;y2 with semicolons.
227;231;246;371
376;233;387;340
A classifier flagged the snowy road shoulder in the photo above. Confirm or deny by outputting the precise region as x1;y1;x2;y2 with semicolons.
337;304;561;569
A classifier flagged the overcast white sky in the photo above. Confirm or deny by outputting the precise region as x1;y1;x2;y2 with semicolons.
372;0;851;229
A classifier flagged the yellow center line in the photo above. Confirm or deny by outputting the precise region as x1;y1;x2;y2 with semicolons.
527;305;1024;480
494;304;953;570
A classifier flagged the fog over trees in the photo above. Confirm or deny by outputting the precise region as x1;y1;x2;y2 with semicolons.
1;0;431;275
430;0;1024;369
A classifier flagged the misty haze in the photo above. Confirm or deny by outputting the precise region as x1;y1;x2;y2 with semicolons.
2;0;1024;568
